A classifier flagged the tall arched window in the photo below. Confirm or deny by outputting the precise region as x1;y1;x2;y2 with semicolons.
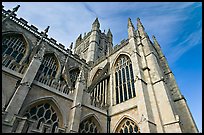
115;118;140;133
115;55;136;104
79;116;101;133
2;33;26;67
23;102;60;133
35;53;58;85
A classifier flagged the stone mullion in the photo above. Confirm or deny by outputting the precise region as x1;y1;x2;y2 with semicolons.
124;65;129;100
120;68;125;102
103;79;106;105
128;64;134;98
94;88;96;106
99;82;101;103
115;71;119;104
118;70;123;103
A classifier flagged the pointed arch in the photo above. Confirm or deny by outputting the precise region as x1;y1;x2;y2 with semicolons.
43;52;62;77
113;53;136;104
34;52;61;86
20;97;64;130
20;97;64;127
2;31;31;65
91;68;102;82
111;51;131;71
113;115;140;133
79;113;102;133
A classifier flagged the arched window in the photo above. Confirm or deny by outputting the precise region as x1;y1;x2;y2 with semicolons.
69;68;80;88
2;33;26;66
79;116;101;133
23;102;59;133
35;53;58;85
114;55;136;104
115;118;140;133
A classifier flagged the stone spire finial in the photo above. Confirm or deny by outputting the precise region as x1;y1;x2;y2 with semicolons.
152;35;161;48
12;5;20;12
93;17;99;24
70;42;73;49
43;26;50;34
2;5;20;23
128;18;135;29
107;28;112;37
137;17;144;30
92;17;100;29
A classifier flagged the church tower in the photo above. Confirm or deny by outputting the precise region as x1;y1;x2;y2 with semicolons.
2;5;198;133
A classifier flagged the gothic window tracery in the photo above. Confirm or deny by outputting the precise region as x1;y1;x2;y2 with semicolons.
115;118;140;133
115;55;136;104
2;34;26;67
79;117;100;133
35;53;58;85
23;103;59;133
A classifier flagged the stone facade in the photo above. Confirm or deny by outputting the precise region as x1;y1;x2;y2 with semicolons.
2;5;198;133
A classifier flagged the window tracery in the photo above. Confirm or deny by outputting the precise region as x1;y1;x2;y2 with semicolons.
35;53;58;85
2;34;26;69
79;117;100;133
115;118;140;133
115;55;136;104
23;103;59;133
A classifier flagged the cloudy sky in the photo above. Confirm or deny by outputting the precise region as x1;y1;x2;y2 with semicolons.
3;2;202;132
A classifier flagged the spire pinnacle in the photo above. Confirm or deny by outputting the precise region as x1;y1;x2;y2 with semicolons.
128;18;134;29
43;26;50;34
107;28;112;36
152;35;161;48
137;17;144;30
12;5;20;12
93;17;99;24
92;17;100;29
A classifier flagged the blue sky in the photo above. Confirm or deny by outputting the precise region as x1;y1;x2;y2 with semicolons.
3;2;202;132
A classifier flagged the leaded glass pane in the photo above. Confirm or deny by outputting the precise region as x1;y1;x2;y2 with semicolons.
79;117;99;133
2;34;26;64
115;55;137;104
116;118;139;133
23;103;59;133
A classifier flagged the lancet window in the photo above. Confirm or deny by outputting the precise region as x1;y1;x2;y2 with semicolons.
23;103;59;133
115;55;136;104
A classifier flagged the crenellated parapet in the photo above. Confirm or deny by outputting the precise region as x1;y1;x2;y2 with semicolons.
2;5;88;67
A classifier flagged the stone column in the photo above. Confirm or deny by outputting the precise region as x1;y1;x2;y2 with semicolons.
67;65;86;133
3;44;45;125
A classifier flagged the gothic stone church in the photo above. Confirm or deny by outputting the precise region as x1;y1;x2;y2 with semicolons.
2;5;198;133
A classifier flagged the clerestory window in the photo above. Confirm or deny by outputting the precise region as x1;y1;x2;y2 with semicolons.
2;34;26;65
35;53;58;84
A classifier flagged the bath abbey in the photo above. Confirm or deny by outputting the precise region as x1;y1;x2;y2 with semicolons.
2;5;198;133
